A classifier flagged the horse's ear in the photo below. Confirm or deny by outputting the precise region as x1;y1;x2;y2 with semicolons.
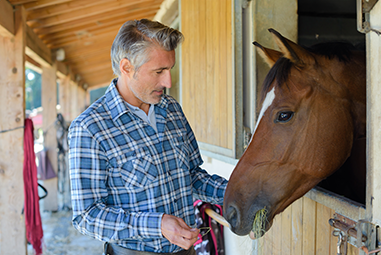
268;28;314;66
253;41;283;68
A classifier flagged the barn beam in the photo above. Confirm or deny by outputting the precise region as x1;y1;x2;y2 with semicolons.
56;60;69;79
25;24;52;67
0;6;27;254
27;0;158;29
34;6;157;35
0;0;15;38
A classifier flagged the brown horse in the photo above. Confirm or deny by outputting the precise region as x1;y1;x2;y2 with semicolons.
223;29;366;238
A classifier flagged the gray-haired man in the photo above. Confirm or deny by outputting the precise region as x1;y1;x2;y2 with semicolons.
68;19;228;255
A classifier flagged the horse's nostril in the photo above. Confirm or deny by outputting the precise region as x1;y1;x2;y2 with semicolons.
226;205;239;230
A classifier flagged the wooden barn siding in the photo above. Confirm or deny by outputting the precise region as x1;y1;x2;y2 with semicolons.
257;196;359;255
0;6;27;254
180;0;233;151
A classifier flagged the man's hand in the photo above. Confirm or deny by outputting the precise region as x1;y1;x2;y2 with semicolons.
161;214;200;250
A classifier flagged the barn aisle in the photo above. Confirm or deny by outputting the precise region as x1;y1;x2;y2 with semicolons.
27;210;103;255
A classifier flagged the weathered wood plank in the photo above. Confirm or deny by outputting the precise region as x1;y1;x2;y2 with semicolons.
291;198;303;255
272;213;282;254
58;75;71;121
23;0;72;11
41;62;58;211
0;0;15;37
281;205;292;255
27;0;157;28
180;0;233;153
316;203;332;255
25;24;52;67
303;197;317;255
225;0;233;151
0;6;27;255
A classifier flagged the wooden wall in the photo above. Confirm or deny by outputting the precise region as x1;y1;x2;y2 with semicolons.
180;0;233;153
257;197;359;255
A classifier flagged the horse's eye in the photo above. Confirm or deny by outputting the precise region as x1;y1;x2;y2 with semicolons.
276;111;294;123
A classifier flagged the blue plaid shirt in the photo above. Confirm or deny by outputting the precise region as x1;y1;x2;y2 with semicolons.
68;79;228;253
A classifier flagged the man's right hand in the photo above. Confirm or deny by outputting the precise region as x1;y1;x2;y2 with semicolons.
161;214;200;250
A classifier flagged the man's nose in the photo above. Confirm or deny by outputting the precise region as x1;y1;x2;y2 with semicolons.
161;70;172;88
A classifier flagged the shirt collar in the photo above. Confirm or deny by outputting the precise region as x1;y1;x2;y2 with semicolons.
105;78;169;121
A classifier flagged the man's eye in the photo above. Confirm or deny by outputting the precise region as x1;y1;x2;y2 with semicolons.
156;70;163;74
275;111;294;123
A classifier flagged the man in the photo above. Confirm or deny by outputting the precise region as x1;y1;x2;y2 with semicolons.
68;19;228;255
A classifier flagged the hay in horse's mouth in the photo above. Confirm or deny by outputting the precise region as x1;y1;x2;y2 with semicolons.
251;207;268;239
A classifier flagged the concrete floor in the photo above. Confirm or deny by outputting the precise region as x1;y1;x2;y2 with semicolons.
28;210;103;255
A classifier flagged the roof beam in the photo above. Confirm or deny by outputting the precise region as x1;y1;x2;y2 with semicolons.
26;0;100;21
64;46;110;61
73;61;111;74
39;8;158;41
27;0;158;29
25;24;52;67
8;0;36;5
0;0;15;37
43;22;122;46
81;70;115;87
24;0;73;11
68;54;111;68
47;29;115;49
34;7;158;36
56;60;69;78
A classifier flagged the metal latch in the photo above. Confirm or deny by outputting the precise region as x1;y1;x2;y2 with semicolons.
330;218;367;255
356;0;381;34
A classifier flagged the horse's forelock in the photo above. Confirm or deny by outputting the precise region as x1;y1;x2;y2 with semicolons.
261;58;293;102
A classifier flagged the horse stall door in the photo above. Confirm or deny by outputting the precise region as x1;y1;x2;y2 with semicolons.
257;197;360;255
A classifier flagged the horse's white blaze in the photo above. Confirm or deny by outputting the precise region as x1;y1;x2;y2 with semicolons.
249;87;276;143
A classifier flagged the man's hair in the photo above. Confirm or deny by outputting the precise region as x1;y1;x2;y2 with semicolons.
111;19;184;76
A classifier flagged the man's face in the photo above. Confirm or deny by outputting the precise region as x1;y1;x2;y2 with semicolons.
127;47;175;105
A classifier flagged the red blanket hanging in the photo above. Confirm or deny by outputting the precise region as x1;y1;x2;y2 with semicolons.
24;118;43;255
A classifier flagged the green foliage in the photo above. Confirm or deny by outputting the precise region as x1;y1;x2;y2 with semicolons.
25;68;42;111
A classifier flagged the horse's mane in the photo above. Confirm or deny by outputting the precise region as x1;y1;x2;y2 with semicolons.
260;42;364;102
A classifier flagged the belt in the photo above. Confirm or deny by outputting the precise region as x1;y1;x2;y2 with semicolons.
104;243;196;255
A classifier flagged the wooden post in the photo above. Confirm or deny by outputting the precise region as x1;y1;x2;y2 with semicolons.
0;6;27;254
367;0;381;237
70;81;82;120
58;75;71;121
41;62;59;211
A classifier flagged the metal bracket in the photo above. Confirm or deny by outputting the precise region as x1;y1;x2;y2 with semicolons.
357;0;381;34
330;215;381;255
328;219;368;246
241;0;251;9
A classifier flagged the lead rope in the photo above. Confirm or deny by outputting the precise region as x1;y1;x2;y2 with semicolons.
360;246;381;255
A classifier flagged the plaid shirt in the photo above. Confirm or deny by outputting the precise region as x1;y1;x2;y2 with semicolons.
68;79;227;253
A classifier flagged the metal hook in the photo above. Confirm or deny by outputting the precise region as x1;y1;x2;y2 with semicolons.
337;232;343;255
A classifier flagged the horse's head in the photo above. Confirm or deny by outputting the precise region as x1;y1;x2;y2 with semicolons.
223;29;366;238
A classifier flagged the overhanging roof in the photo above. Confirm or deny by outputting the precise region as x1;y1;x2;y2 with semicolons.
6;0;165;88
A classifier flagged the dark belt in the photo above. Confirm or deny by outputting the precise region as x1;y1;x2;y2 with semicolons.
104;243;196;255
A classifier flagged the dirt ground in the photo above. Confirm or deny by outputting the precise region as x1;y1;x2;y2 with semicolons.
28;210;103;255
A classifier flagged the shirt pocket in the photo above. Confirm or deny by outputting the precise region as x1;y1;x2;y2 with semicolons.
117;150;158;188
172;135;190;170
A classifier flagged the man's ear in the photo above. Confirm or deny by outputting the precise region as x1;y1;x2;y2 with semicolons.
119;58;133;77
